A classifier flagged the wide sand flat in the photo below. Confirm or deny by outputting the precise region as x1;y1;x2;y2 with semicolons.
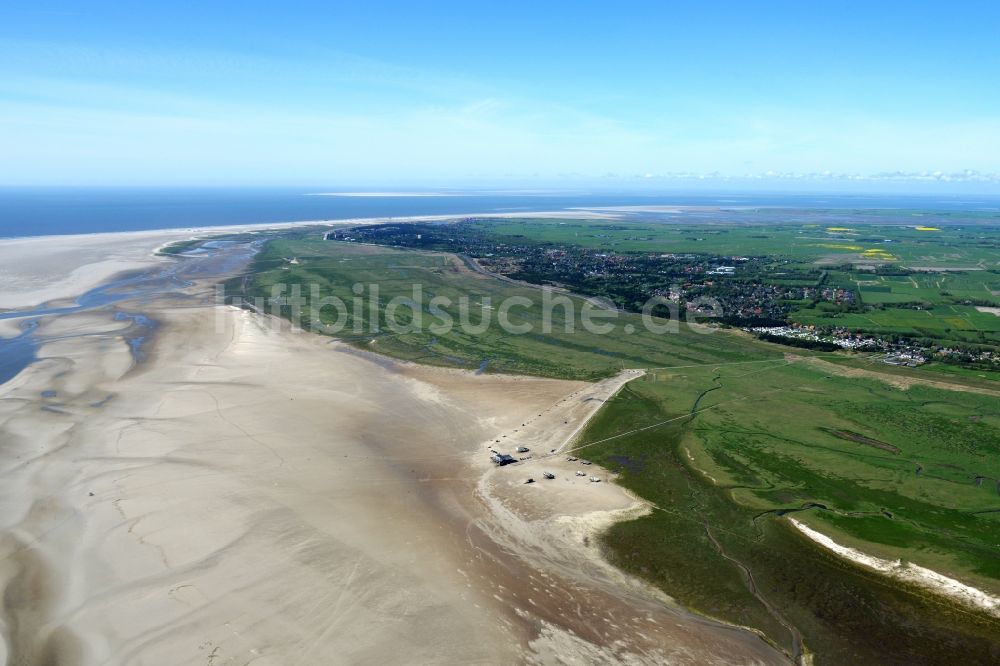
0;234;787;665
0;209;624;312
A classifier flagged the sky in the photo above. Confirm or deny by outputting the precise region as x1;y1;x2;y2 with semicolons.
1;1;999;190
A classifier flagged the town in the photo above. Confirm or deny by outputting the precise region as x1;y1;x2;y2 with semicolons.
328;221;1000;372
328;221;853;321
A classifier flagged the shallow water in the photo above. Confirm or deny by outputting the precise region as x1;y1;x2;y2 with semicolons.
0;239;258;385
114;311;157;362
0;320;38;384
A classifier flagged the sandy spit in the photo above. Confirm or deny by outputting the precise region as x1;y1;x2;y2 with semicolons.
789;519;1000;618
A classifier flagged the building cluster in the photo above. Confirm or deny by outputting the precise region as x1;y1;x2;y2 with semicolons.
747;324;939;364
330;222;857;321
932;346;999;366
687;281;855;322
747;324;882;350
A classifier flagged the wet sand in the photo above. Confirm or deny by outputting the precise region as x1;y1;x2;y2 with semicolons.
0;210;616;312
0;235;788;665
0;224;328;311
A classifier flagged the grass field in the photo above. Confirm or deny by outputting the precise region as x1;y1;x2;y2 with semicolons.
791;302;1000;337
577;366;1000;663
230;237;779;380
847;271;1000;304
468;217;1000;268
156;238;202;255
922;361;1000;382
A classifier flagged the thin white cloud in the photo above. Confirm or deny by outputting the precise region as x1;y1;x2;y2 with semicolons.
1;39;999;186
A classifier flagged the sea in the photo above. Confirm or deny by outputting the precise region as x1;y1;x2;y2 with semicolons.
2;187;1000;238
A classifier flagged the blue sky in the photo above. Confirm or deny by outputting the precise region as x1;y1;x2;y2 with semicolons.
2;1;999;189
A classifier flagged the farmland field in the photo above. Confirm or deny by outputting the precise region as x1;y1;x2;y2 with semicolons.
790;303;1000;335
394;214;1000;350
466;216;1000;267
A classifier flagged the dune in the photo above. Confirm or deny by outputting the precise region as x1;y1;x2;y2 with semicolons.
790;519;1000;618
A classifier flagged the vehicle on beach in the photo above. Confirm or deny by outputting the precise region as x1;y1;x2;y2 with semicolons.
543;472;555;479
490;452;517;466
589;476;601;483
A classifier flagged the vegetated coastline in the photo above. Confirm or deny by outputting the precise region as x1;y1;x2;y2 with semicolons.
790;519;1000;617
230;226;989;659
0;228;796;665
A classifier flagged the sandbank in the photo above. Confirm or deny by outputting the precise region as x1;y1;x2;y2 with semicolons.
0;233;787;664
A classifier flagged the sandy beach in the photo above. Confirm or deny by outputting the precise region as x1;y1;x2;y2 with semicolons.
0;221;341;311
0;230;787;665
790;520;1000;618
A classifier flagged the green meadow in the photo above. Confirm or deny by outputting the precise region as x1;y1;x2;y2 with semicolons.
576;364;1000;663
465;216;1000;267
790;303;1000;338
230;237;778;380
847;271;1000;304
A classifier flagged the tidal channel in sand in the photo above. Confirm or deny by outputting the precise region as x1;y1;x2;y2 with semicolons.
0;235;788;665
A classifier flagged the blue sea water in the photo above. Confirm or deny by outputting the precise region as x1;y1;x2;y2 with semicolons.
0;320;37;384
2;187;1000;238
